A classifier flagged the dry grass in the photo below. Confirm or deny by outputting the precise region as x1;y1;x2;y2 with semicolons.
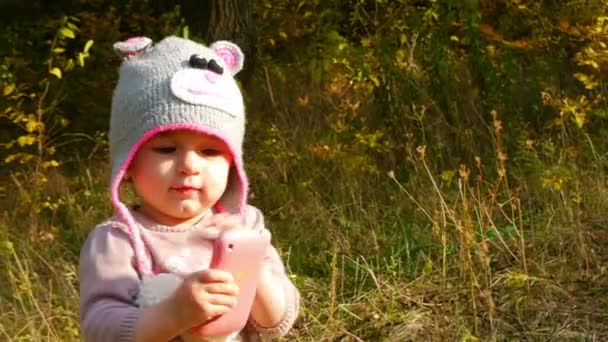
2;83;608;342
1;137;608;341
2;20;608;340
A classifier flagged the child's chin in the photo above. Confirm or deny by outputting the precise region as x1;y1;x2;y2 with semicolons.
174;204;209;219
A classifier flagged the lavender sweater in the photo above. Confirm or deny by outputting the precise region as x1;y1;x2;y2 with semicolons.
79;205;299;341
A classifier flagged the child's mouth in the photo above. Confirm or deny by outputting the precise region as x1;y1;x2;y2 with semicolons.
171;186;200;195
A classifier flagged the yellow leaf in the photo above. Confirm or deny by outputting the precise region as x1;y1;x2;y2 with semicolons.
60;27;75;39
65;59;74;71
575;73;598;90
84;39;94;53
53;47;66;54
574;112;586;128
574;73;587;82
3;83;15;96
67;22;79;31
440;170;456;182
17;135;36;147
77;53;84;67
25;120;38;133
42;160;60;169
4;154;17;163
50;67;62;79
369;75;380;87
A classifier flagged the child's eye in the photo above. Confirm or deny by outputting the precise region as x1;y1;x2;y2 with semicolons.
201;148;222;156
152;147;176;154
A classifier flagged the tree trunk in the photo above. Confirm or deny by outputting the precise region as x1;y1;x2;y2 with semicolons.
152;0;256;86
204;0;255;86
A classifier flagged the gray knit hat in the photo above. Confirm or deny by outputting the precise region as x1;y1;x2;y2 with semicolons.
109;36;248;276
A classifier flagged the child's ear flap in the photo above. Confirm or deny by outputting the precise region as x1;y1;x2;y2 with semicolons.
113;37;153;60
209;41;244;76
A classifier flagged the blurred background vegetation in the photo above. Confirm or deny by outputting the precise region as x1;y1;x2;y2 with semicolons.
1;0;608;340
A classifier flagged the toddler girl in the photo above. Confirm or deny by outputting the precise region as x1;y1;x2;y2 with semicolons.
79;36;299;341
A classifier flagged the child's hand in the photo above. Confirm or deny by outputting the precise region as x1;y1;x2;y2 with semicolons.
170;269;239;329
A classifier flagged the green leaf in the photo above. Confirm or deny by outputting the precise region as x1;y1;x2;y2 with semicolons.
49;67;62;79
83;40;94;53
53;47;66;54
60;27;75;39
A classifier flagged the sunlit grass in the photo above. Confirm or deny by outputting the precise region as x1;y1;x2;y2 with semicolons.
1;127;607;341
2;94;608;342
2;1;608;339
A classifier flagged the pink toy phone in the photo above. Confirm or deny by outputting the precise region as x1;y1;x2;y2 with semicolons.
191;228;271;337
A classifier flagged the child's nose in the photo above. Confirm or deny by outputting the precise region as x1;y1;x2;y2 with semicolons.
178;151;204;175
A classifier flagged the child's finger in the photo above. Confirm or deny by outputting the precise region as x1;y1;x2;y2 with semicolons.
195;269;234;283
198;302;234;322
202;282;240;296
206;293;238;307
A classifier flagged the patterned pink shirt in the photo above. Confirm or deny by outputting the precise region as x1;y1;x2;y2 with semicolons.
79;205;299;341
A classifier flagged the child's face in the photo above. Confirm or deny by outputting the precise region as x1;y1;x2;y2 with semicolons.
128;130;232;226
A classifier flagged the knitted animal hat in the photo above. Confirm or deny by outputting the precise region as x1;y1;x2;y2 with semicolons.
109;36;248;276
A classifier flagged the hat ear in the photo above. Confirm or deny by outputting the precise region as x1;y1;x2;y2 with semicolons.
113;36;153;60
209;41;244;76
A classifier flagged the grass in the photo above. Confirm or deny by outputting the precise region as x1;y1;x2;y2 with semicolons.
2;24;608;340
1;135;607;341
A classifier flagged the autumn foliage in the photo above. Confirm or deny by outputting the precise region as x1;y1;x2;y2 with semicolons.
1;0;608;340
